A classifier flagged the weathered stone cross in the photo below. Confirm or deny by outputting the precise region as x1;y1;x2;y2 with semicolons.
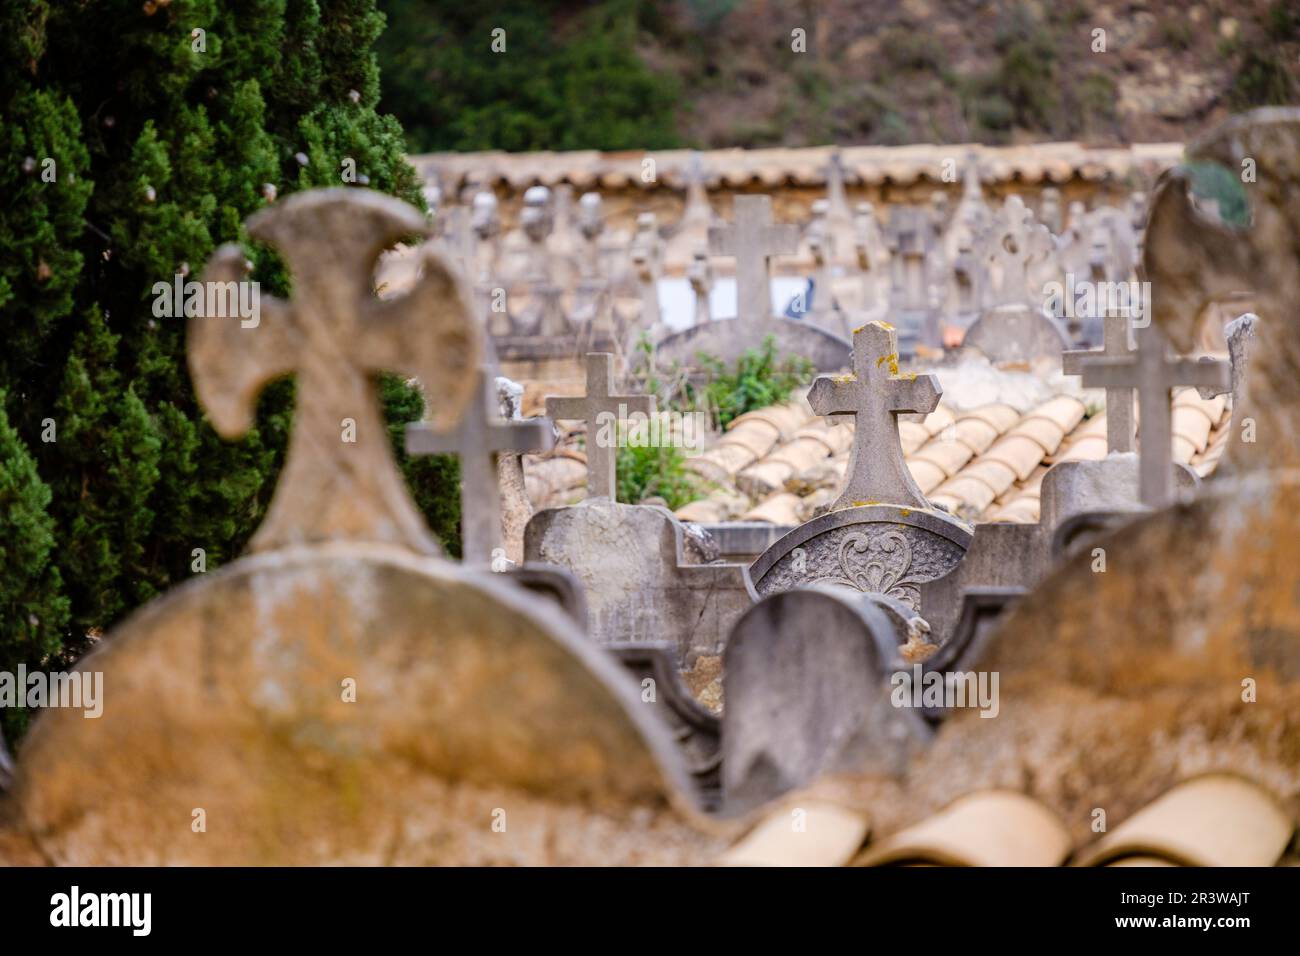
406;366;555;564
190;188;481;555
808;321;942;510
709;195;799;322
545;353;655;500
1063;312;1136;453
1079;323;1228;508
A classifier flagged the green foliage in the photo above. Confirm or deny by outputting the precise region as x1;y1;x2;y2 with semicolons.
0;1;441;739
1229;47;1297;109
687;336;815;430
616;438;697;510
0;392;70;744
376;0;682;153
380;373;463;557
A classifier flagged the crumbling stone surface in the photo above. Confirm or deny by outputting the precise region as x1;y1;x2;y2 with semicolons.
16;543;724;865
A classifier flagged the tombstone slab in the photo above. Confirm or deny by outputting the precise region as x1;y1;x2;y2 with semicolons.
524;499;753;667
653;314;851;376
16;543;717;864
964;304;1071;365
11;189;727;866
722;585;930;812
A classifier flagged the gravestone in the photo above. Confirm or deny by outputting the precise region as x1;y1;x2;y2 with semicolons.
570;192;616;342
885;205;937;352
406;365;555;564
654;195;852;375
721;585;929;812
513;185;568;336
963;197;1071;364
686;249;713;326
629;212;664;336
1144;109;1298;478
544;352;654;500
13;189;719;865
525;499;753;667
802;199;849;337
748;322;972;613
709;194;798;322
1079;323;1227;508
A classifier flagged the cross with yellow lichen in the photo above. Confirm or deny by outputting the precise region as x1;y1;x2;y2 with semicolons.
808;321;941;510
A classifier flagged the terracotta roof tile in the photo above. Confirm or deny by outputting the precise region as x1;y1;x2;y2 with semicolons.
1074;775;1292;867
1171;387;1227;462
720;801;870;867
908;458;949;495
852;791;1071;867
742;492;805;524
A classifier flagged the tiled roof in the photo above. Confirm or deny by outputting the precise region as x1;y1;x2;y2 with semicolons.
519;344;1234;523
413;142;1183;194
720;774;1294;867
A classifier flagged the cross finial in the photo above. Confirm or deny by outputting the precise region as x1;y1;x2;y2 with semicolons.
709;195;799;322
545;353;655;500
406;366;555;564
1078;323;1228;508
190;188;482;554
807;321;941;510
1063;312;1136;453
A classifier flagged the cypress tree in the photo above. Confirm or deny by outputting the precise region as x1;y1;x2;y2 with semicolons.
0;1;462;744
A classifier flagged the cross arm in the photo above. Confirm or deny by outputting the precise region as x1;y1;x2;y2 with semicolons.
545;396;590;420
1079;356;1137;390
889;373;941;415
1061;348;1093;377
807;375;858;417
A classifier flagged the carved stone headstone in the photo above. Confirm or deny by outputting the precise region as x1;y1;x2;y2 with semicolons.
189;189;480;555
13;189;718;865
687;249;713;327
963;196;1071;364
748;323;971;611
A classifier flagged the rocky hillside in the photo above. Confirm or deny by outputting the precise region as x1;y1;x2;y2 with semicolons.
378;1;1298;153
646;0;1299;147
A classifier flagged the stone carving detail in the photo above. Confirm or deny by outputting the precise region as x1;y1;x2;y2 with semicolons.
749;506;972;613
191;188;482;555
821;530;925;609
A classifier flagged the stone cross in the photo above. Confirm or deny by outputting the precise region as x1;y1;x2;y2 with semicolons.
888;207;930;312
630;213;663;331
808;321;941;510
1079;323;1228;508
708;195;799;322
687;249;713;326
545;353;655;500
190;188;481;555
987;196;1039;307
1063;312;1137;453
406;366;555;564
